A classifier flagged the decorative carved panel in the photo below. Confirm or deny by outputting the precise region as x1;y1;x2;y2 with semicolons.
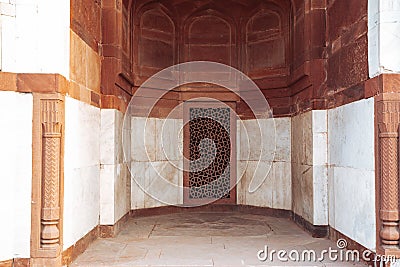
31;93;65;266
184;102;236;205
189;107;231;199
40;99;62;248
375;93;400;253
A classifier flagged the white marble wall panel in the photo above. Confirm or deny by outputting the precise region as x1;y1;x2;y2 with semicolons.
292;111;313;166
291;162;314;223
156;118;183;161
237;117;291;210
312;111;328;225
291;111;314;223
100;164;115;225
368;0;400;77
238;161;291;209
236;161;247;205
329;167;376;250
313;165;328;225
114;163;131;221
145;161;183;207
0;92;32;260
328;99;374;170
101;110;119;165
240;161;274;207
291;110;328;225
131;117;156;162
64;96;101;249
130;161;146;210
100;109;131;225
131;117;183;209
239;118;291;163
240;118;289;162
100;162;130;225
272;162;292;209
64;97;100;169
2;0;70;76
275;118;291;162
327;98;376;251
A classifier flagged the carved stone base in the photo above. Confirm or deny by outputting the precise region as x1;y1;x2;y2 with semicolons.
30;255;61;267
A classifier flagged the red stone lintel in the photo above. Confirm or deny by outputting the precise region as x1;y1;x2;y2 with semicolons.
366;73;400;97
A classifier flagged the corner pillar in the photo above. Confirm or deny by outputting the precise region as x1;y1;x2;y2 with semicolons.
31;93;65;267
376;92;400;255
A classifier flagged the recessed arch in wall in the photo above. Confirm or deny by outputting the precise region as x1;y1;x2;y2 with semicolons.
134;3;177;79
245;8;289;79
183;9;237;67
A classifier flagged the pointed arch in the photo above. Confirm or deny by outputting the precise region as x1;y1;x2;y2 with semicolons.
182;9;237;67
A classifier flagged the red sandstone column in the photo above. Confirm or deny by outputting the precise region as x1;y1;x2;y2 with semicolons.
40;99;62;248
376;93;400;250
31;93;64;267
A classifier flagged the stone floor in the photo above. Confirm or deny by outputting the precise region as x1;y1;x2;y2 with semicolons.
71;211;366;266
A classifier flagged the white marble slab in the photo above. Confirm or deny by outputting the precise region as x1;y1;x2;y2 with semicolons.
130;161;146;210
100;109;117;165
291;162;314;223
328;98;374;171
0;92;32;260
114;163;131;222
100;164;115;225
239;118;291;163
312;110;328;133
63;165;100;249
313;132;328;166
272;161;291;210
368;0;400;76
65;97;101;168
145;161;182;208
329;166;376;251
64;97;101;248
100;110;130;224
131;117;156;162
2;0;70;76
242;161;274;207
313;165;328;225
327;98;376;251
238;160;290;210
155;118;182;161
291;111;313;166
274;118;291;162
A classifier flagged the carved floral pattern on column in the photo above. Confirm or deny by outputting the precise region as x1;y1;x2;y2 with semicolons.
40;99;62;248
31;93;64;265
376;93;400;248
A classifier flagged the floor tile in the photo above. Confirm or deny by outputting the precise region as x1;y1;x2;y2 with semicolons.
70;212;366;267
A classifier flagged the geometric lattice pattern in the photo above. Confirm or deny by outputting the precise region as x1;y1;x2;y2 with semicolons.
189;107;231;199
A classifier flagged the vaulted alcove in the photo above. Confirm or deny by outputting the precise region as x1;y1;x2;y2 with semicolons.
184;11;235;66
245;8;289;78
128;0;292;93
135;4;176;78
0;0;390;265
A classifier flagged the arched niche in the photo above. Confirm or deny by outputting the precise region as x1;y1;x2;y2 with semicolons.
136;5;176;78
183;10;236;67
245;8;290;79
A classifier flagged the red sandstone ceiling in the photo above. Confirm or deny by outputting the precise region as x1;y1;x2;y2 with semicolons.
127;0;292;85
